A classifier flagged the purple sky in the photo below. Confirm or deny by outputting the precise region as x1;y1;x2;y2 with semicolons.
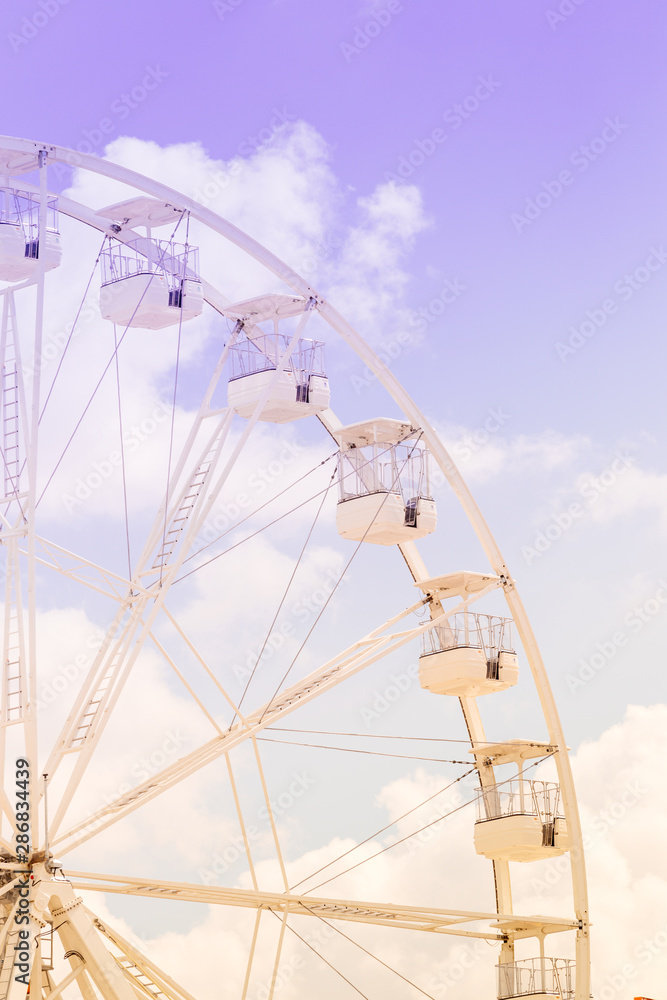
3;0;664;431
3;0;666;734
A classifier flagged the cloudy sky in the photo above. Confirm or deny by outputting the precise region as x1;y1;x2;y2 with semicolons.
1;1;666;998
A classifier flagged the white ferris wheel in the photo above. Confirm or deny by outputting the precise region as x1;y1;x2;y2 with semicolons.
0;137;590;1000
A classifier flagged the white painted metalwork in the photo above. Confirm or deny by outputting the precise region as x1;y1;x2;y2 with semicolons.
94;196;186;231
0;136;591;1000
51;589;489;856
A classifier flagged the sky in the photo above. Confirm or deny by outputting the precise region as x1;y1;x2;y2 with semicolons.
0;1;666;999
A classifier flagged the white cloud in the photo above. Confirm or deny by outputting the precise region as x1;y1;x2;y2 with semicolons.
324;181;430;343
440;425;590;483
585;465;667;532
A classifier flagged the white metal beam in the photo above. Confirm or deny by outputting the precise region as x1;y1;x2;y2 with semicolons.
51;587;496;855
66;870;578;941
23;536;153;601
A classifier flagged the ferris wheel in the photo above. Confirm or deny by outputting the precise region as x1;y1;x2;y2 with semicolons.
0;136;591;1000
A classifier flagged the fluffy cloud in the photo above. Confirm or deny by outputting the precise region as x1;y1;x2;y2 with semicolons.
15;124;435;535
60;704;667;1000
440;424;590;484
73;125;427;339
585;465;667;532
323;181;430;340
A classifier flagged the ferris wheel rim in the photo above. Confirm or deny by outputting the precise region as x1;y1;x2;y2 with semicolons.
0;134;590;999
